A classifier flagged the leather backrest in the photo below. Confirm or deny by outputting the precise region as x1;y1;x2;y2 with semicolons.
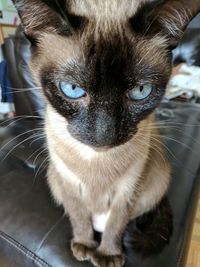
173;13;200;66
2;26;45;117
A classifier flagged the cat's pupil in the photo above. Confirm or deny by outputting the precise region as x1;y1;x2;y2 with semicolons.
139;86;144;92
72;85;76;90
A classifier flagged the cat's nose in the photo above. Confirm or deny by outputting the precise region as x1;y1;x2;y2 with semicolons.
94;111;116;147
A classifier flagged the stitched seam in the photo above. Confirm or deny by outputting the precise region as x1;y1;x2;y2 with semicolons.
0;231;52;267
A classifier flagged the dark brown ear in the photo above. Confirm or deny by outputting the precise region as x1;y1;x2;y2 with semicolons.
151;0;200;47
13;0;70;38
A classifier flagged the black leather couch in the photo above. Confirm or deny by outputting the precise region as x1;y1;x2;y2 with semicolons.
0;14;200;267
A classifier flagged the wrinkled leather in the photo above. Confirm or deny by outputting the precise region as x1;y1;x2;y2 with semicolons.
0;101;200;267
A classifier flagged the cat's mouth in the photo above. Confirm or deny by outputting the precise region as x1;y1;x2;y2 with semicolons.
93;147;112;152
72;131;137;151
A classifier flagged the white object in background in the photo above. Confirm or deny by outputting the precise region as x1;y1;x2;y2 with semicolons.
166;64;200;98
0;103;15;113
1;0;16;12
0;10;19;25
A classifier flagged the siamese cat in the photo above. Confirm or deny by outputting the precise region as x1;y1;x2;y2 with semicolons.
14;1;200;266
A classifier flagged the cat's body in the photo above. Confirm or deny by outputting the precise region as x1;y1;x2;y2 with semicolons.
46;104;170;265
13;0;200;266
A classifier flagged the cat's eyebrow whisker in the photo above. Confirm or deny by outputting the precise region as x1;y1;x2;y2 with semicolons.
54;0;69;23
143;14;160;37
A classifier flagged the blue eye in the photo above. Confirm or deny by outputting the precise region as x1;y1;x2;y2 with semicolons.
127;84;153;101
59;82;86;99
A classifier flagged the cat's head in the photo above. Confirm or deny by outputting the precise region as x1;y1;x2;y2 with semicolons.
14;0;200;148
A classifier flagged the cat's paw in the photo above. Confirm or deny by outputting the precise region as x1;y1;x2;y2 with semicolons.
71;240;98;261
88;251;125;267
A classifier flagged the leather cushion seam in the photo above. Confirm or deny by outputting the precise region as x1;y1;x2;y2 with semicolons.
0;231;52;267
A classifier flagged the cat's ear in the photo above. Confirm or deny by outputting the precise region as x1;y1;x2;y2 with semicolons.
12;0;70;40
151;0;200;48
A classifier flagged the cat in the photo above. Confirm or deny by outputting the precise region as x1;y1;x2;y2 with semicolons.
13;1;200;266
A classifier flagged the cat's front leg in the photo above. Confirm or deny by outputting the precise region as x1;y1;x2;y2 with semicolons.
63;195;98;261
88;204;130;267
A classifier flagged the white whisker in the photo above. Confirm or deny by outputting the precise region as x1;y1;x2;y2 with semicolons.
0;128;43;154
1;134;42;161
33;147;48;166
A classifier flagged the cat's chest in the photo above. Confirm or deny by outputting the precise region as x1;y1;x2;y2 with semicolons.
51;149;111;192
51;146;141;195
50;147;144;232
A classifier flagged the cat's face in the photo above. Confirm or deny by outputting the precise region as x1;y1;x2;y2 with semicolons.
14;0;200;148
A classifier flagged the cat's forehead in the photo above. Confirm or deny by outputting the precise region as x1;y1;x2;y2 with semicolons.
32;0;170;83
63;0;162;37
69;0;154;18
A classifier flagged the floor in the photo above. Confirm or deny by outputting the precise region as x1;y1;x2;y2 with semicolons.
186;198;200;267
